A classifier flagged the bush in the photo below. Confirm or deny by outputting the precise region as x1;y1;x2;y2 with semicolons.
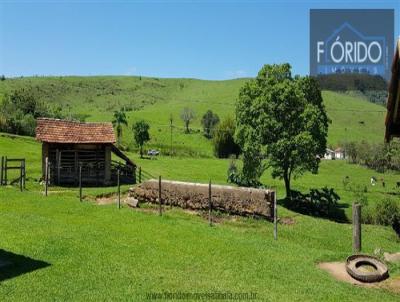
201;110;219;139
374;198;400;226
213;116;240;158
227;157;239;184
361;206;375;224
362;199;400;237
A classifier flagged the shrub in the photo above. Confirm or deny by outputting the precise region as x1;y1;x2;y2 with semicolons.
213;116;240;158
374;198;400;226
361;206;375;224
227;157;239;184
201;110;219;139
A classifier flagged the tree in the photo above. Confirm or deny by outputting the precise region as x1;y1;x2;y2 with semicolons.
235;64;329;197
112;109;128;147
132;120;150;158
341;141;358;164
212;116;240;158
0;88;52;136
201;110;220;138
180;107;195;133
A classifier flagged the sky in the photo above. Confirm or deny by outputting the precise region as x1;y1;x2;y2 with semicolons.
0;0;399;80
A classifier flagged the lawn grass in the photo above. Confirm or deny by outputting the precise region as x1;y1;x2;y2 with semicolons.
0;185;399;301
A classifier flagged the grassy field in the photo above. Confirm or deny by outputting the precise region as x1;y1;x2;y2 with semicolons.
0;76;386;157
0;76;398;301
1;184;399;301
1;133;399;219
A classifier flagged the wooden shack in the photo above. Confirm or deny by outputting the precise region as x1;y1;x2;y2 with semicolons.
35;118;136;186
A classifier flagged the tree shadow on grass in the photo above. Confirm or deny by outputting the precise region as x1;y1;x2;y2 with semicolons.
279;187;349;223
0;249;50;282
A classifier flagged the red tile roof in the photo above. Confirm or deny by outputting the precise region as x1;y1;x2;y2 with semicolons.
36;118;116;144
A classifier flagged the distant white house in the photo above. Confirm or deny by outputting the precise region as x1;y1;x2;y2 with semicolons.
334;148;345;160
324;148;345;160
324;148;335;160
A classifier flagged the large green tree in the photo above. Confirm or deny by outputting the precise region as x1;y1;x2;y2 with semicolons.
235;64;329;198
112;109;128;147
132;120;150;158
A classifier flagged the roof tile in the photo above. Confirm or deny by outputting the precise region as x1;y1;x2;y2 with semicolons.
35;118;116;144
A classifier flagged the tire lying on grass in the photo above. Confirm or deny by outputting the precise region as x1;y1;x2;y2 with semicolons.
346;254;389;283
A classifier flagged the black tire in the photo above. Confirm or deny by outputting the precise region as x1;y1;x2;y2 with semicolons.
346;254;389;283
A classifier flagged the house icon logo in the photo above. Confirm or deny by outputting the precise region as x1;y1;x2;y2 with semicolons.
310;9;394;80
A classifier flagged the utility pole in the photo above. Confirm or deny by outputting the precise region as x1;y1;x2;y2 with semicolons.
169;114;173;156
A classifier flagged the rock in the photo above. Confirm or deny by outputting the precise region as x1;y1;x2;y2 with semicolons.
384;252;400;263
125;197;139;208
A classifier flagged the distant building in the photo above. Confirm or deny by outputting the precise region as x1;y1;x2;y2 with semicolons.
334;147;345;160
324;148;345;160
324;148;335;160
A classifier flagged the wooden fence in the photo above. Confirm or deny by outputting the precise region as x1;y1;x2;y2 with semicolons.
0;156;26;191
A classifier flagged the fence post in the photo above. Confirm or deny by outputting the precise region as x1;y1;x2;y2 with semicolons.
117;168;121;209
159;175;162;216
4;156;7;185
45;157;49;196
353;203;361;253
23;159;26;189
273;190;277;240
208;180;212;227
79;165;82;202
0;156;3;186
19;161;23;192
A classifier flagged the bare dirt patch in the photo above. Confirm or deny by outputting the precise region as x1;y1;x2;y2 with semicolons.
318;262;400;293
279;217;296;225
95;194;128;205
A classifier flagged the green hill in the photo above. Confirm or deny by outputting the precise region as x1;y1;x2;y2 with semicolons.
0;76;387;156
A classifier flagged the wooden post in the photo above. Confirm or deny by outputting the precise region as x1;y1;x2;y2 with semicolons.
19;161;23;192
44;157;49;196
117;168;121;209
79;165;82;202
56;149;60;185
158;175;162;216
353;203;361;253
170;115;173;156
4;156;7;185
273;190;277;240
139;166;142;183
23;159;26;189
208;180;212;227
0;156;4;186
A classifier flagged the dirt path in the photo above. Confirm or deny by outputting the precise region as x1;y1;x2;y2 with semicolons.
318;262;400;293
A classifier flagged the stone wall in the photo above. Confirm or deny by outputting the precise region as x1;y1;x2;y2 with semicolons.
129;179;275;219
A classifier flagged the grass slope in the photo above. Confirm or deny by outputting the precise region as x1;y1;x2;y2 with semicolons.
0;76;386;157
0;183;399;301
